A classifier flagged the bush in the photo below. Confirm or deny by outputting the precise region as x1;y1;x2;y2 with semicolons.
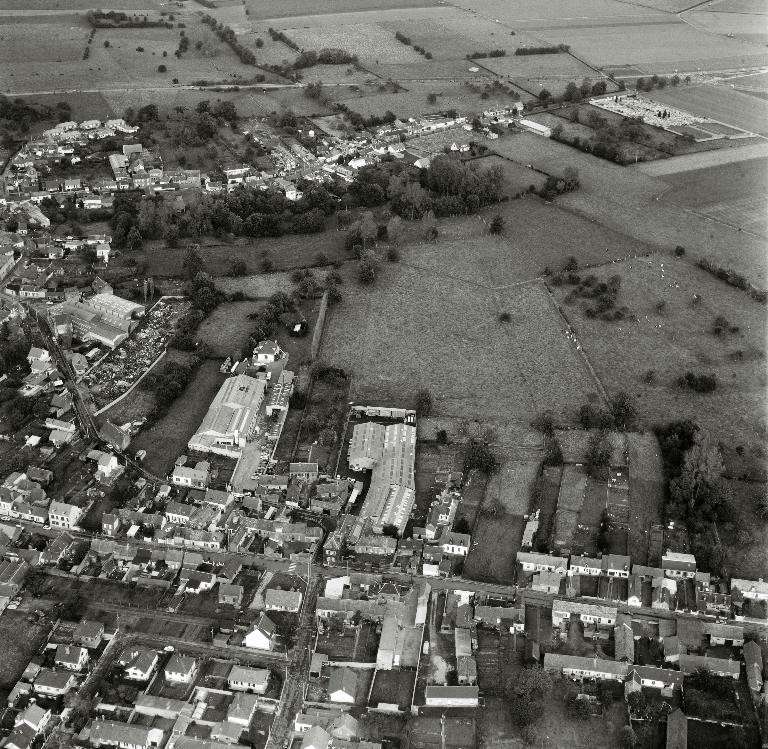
415;389;433;417
158;64;167;72
498;311;511;323
677;372;718;393
674;245;685;257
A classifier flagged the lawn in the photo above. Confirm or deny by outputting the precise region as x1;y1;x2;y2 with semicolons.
463;511;524;584
127;359;228;477
550;256;768;444
196;301;262;359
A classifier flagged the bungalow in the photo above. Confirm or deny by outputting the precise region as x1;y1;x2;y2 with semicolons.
55;644;89;671
227;665;269;694
171;465;209;489
517;552;568;574
265;588;303;613
164;654;197;684
569;556;602;577
543;653;628;682
552;599;617;628
328;668;357;704
243;613;276;650
661;551;697;579
34;669;76;696
89;719;164;749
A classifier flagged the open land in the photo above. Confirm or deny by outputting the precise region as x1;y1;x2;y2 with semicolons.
549;255;768;443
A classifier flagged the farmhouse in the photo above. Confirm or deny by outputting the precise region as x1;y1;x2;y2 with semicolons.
188;374;266;457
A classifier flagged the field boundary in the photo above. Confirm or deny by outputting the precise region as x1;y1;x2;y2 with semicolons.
540;279;609;405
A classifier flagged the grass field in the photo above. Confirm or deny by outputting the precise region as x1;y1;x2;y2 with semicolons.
321;255;600;425
463;511;523;583
196;301;261;359
550;256;767;444
127;359;227;477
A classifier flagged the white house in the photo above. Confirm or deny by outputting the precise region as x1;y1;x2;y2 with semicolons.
440;531;471;557
517;552;568;573
228;666;269;694
120;649;159;681
243;613;276;651
55;644;89;671
328;668;357;704
252;340;284;365
48;501;82;529
34;670;76;696
164;654;197;684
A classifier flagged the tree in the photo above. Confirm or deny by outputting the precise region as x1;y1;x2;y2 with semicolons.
506;666;552;728
436;428;449;445
104;40;110;47
387;215;404;247
464;440;499;475
669;429;725;520
415;389;433;417
382;524;399;538
126;226;143;251
358;253;377;285
427;92;438;104
158;64;167;73
183;247;204;279
318;428;337;447
609;391;638;431
489;214;505;234
228;258;247;277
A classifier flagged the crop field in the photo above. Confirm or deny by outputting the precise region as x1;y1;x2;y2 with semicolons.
128;359;227;477
492;133;768;287
243;0;441;22
550;256;768;443
655;156;768;237
321;259;600;424
649;84;768;136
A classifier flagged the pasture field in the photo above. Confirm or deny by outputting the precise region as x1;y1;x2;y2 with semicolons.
282;23;422;64
550;256;768;443
471;155;546;196
481;53;596;82
127;359;227;477
492;132;768;287
321;259;600;424
649;84;768;136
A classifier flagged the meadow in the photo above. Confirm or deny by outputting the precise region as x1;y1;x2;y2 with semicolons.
550;256;767;443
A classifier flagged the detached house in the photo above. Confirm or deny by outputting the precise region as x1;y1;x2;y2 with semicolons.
119;648;159;681
34;669;76;696
243;613;276;651
55;644;89;671
265;588;303;613
74;620;105;649
48;501;82;529
164;654;197;684
228;666;269;694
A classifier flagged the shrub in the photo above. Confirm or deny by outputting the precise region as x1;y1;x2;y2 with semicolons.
498;311;511;323
158;64;167;72
676;372;718;393
674;245;685;257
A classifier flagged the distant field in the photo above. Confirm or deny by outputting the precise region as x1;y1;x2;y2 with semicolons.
550;256;768;443
0;0;163;8
244;0;440;22
649;84;768;136
655;156;768;236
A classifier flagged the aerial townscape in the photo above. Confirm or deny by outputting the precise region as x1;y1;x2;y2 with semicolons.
0;0;766;748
